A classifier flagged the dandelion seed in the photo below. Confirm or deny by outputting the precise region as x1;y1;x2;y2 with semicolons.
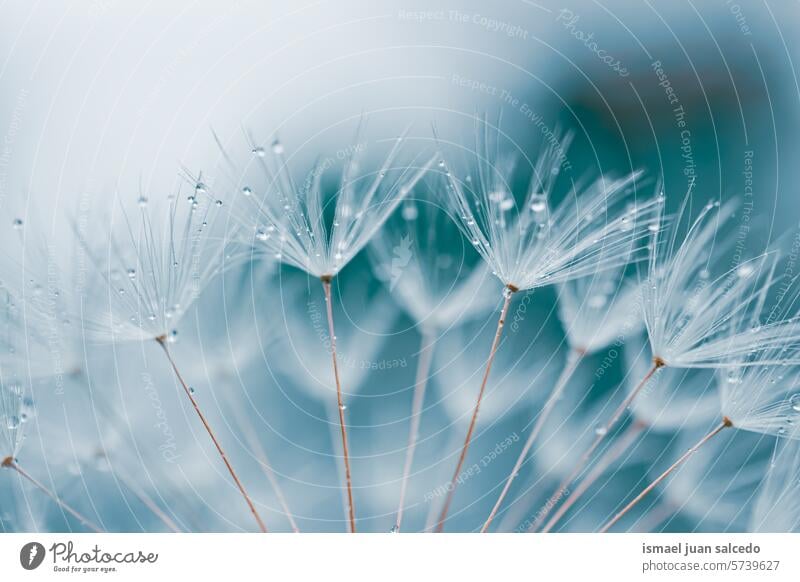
750;437;800;532
217;125;434;533
535;196;800;531
435;119;658;531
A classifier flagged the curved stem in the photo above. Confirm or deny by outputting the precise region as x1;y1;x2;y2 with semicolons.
321;277;356;533
542;420;645;533
228;395;299;532
156;337;267;533
116;469;182;533
435;286;515;532
481;347;584;532
2;457;103;533
599;419;730;533
530;361;662;531
395;329;435;532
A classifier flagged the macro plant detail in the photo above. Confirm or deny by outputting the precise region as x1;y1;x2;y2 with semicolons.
0;120;799;536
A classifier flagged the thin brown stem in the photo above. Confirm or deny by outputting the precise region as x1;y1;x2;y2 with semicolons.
321;277;356;533
435;285;515;532
2;457;103;533
599;418;731;533
530;360;663;531
481;347;584;532
155;337;267;533
542;420;645;533
395;329;435;532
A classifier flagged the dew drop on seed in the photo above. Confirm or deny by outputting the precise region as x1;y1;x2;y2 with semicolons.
402;204;418;221
790;393;800;412
530;195;547;213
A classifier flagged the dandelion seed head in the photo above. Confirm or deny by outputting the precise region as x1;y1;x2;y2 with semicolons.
443;121;659;292
222;128;434;279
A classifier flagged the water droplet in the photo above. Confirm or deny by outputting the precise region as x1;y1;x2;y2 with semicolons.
215;199;223;207
594;426;608;436
390;525;399;533
790;393;800;412
736;264;755;278
648;222;660;233
242;186;252;197
588;295;608;308
530;194;547;213
271;140;284;154
402;204;418;221
137;196;148;207
339;404;347;411
499;198;514;211
126;269;137;280
195;182;207;194
11;218;23;229
502;286;514;299
252;146;265;157
167;329;178;343
189;386;196;394
6;415;19;429
438;160;445;168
